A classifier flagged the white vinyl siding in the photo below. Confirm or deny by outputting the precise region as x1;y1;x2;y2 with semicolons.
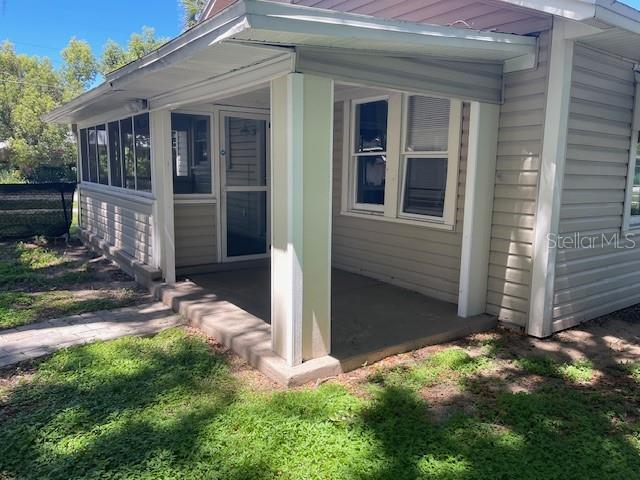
79;186;154;265
174;203;218;268
332;100;468;304
552;44;637;332
485;31;551;328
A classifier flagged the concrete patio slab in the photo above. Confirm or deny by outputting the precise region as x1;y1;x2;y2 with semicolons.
157;268;496;386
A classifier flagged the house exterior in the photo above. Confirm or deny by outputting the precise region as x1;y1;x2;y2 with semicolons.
45;0;640;373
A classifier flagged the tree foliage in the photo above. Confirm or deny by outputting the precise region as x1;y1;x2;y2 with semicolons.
0;42;75;181
1;27;168;182
60;38;97;97
180;0;208;30
99;27;168;76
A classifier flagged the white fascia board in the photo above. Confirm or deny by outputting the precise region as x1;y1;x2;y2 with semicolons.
498;0;596;20
242;1;536;58
595;1;640;35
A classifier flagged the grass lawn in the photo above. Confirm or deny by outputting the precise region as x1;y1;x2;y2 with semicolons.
0;240;147;329
1;328;638;479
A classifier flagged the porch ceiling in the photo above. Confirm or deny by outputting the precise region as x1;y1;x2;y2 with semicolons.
45;0;537;124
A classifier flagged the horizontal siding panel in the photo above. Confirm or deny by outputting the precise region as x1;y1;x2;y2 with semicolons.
553;45;637;331
487;30;549;326
174;203;217;268
564;160;628;176
489;264;531;286
499;110;545;128
562;189;626;204
79;188;153;265
493;199;537;215
491;238;533;257
488;277;530;299
565;146;629;164
560;203;622;219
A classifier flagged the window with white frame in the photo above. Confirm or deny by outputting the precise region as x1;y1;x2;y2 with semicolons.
351;97;388;211
624;80;640;230
345;92;461;228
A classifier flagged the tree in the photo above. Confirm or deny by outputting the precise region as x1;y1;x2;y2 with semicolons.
60;37;97;97
1;24;170;182
99;39;127;77
0;42;76;181
99;27;168;76
180;0;207;30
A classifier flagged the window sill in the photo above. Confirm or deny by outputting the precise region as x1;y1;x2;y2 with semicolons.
622;222;640;236
340;209;455;231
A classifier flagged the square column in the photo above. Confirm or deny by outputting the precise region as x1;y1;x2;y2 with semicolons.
270;73;334;366
150;109;176;284
458;101;500;317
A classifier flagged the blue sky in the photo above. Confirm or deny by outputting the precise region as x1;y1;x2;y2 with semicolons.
3;0;640;70
0;0;182;68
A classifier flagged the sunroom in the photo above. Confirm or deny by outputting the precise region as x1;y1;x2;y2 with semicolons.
45;0;537;383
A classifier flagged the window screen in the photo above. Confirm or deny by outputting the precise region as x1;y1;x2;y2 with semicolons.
108;121;122;187
87;127;97;183
171;113;211;194
79;129;89;182
120;117;135;190
134;113;151;192
96;124;108;185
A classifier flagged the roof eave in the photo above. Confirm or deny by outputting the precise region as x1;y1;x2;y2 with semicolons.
44;0;538;124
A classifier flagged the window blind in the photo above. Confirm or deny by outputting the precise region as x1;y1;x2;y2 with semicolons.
405;96;450;152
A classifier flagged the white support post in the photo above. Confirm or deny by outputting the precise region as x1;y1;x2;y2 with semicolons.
528;19;574;338
150;109;176;284
458;102;500;318
270;73;333;366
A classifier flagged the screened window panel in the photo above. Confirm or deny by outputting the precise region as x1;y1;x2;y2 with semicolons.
120;118;135;190
134;113;151;192
405;96;450;152
355;100;387;153
87;127;97;183
402;157;447;217
108;121;122;187
171;113;211;194
96;124;109;185
79;129;89;182
356;155;386;205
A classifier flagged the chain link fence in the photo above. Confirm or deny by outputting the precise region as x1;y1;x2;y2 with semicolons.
0;183;76;239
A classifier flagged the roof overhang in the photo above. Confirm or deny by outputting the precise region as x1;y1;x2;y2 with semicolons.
497;0;640;64
44;0;537;124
